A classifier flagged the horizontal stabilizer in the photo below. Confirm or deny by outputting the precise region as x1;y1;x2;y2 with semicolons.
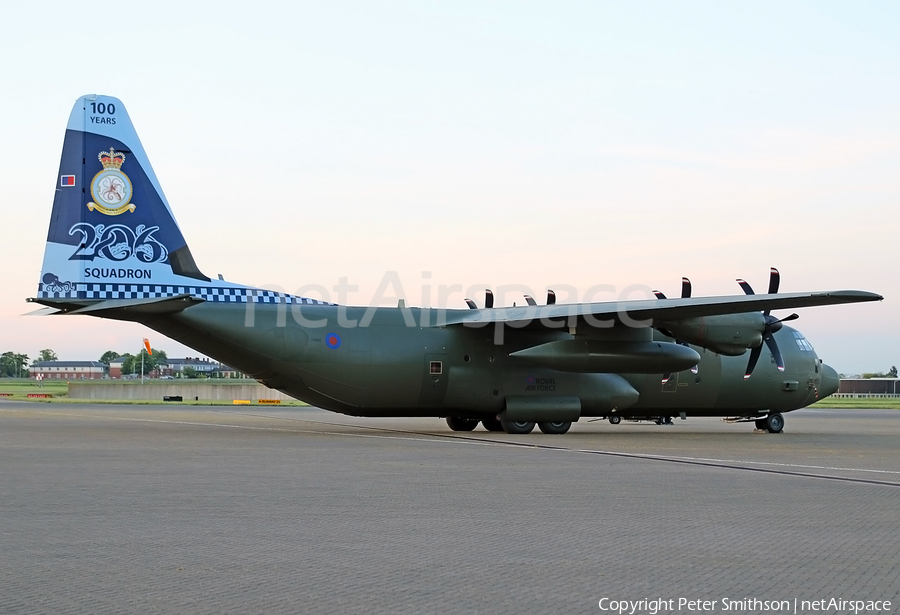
68;294;204;316
28;294;204;317
22;307;64;316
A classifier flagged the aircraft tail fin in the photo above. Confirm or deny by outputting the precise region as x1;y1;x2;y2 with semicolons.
37;94;211;303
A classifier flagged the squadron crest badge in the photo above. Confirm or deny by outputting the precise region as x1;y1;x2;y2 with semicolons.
87;148;136;215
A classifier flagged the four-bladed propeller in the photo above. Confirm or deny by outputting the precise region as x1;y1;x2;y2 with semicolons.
737;267;799;379
464;289;495;309
652;277;692;301
654;277;695;383
465;289;556;309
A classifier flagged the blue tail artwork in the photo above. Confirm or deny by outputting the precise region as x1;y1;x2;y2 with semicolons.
37;95;329;309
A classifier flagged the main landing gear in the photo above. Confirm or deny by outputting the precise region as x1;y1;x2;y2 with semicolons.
481;417;504;432
445;416;478;431
499;418;535;434
445;417;572;434
537;421;572;435
755;413;785;433
498;418;573;435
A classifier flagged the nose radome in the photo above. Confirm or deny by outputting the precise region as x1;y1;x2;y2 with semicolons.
821;363;840;397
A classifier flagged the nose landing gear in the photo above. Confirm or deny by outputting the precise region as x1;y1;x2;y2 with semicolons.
755;413;784;433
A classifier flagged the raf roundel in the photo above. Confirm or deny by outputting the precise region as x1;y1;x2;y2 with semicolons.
325;333;341;349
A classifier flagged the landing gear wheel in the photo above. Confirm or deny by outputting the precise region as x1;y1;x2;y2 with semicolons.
481;418;504;432
538;421;572;435
755;419;766;430
765;413;785;433
499;418;535;434
446;416;478;432
608;415;621;425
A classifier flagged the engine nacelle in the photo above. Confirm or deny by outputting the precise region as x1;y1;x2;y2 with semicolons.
655;312;765;356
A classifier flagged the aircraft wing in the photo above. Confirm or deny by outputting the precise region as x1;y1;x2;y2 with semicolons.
442;290;882;328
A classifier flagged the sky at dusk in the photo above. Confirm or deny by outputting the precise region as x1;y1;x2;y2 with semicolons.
0;1;897;374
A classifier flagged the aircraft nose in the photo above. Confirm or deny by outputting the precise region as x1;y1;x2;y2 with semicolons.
821;363;840;397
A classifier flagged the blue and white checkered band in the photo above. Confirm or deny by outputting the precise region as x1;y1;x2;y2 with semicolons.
36;282;335;305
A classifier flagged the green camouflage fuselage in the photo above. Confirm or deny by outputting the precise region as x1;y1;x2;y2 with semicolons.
133;302;832;419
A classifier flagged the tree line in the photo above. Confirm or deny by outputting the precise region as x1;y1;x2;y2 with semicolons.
859;366;898;379
0;349;58;377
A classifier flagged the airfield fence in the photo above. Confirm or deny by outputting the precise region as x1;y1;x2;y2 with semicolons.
829;393;900;399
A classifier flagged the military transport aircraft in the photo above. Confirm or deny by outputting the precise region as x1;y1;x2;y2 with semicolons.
28;95;882;435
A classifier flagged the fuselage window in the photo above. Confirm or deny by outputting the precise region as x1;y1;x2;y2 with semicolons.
430;361;442;375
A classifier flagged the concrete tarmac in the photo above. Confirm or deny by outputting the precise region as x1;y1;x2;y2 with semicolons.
1;401;898;614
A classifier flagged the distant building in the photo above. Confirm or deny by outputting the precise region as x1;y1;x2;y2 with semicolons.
30;361;108;380
165;357;218;377
212;364;245;379
108;356;127;379
838;378;900;396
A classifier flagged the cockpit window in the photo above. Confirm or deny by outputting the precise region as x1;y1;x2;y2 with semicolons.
792;330;814;352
